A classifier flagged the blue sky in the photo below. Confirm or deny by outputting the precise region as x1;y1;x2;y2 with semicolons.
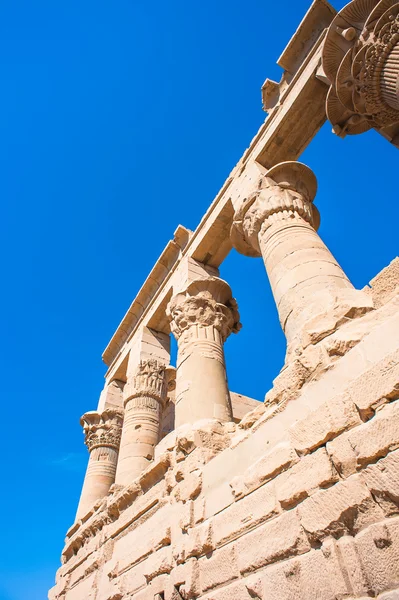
0;1;397;599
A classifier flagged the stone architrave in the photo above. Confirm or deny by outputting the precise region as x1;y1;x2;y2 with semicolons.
115;359;167;486
322;0;399;141
231;161;372;355
75;408;123;520
167;277;241;427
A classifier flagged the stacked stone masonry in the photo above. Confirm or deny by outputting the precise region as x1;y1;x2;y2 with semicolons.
50;0;399;598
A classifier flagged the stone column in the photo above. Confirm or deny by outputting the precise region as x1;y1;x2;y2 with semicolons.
115;359;167;486
231;161;371;354
75;409;123;520
167;277;241;427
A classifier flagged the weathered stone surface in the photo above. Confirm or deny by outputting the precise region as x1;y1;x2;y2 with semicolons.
298;476;384;542
174;520;213;564
199;545;238;593
246;541;350;600
368;258;399;309
276;447;338;508
327;400;399;478
230;441;298;497
212;480;278;546
347;349;399;420
353;517;399;596
289;392;361;454
236;510;311;575
360;450;399;516
201;579;251;600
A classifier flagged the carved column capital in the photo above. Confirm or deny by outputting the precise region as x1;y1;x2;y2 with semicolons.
323;0;399;141
80;409;124;452
166;276;241;343
124;359;167;407
231;161;319;257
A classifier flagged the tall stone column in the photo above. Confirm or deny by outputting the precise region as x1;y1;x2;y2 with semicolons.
115;359;167;486
76;409;123;520
167;277;241;427
231;161;371;354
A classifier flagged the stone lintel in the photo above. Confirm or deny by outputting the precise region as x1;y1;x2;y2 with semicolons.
277;0;336;76
102;225;192;366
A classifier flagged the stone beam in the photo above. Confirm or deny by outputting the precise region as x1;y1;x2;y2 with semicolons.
102;0;337;374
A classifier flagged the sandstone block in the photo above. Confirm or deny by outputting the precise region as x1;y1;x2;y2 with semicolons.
119;560;147;596
360;450;399;515
212;480;279;546
369;257;399;308
327;400;399;477
69;554;99;588
241;441;298;494
199;545;239;593
289;393;361;454
182;521;213;562
264;359;310;408
229;441;297;499
62;573;96;600
331;535;373;597
246;540;349;600
143;547;173;584
201;579;251;600
353;517;399;596
169;558;200;600
298;476;384;542
173;469;202;503
113;505;171;571
237;509;310;575
276;447;338;508
347;349;399;420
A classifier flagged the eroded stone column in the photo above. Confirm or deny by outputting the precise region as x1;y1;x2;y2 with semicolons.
231;161;372;354
115;359;167;485
76;409;123;520
167;277;241;427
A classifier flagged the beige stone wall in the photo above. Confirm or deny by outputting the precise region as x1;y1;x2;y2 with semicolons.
50;274;399;600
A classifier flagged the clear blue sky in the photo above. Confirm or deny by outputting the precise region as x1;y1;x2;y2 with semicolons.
0;1;397;599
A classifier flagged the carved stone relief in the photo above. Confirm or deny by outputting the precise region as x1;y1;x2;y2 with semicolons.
323;0;399;141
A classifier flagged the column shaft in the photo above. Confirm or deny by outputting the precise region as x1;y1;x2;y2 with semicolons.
115;359;166;486
168;277;240;427
175;324;231;427
231;161;372;354
76;446;118;520
75;409;123;521
259;218;352;340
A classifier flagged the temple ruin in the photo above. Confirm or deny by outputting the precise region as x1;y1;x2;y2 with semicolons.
49;0;399;598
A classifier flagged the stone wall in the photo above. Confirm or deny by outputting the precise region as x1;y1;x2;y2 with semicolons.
50;266;399;599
